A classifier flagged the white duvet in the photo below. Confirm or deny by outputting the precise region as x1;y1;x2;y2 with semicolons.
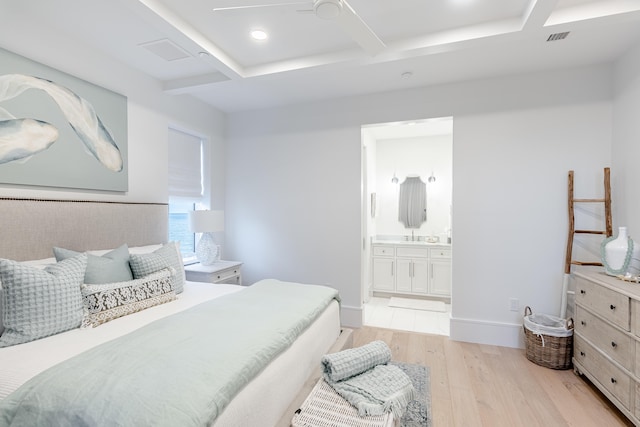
0;281;243;400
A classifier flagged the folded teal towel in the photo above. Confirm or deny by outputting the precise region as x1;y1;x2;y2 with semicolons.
322;340;391;382
321;341;415;418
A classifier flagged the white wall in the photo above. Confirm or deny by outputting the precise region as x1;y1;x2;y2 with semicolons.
0;15;226;206
226;64;613;346
452;103;611;346
613;42;640;238
361;132;377;301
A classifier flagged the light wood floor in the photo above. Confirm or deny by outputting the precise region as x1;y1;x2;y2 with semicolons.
353;326;634;427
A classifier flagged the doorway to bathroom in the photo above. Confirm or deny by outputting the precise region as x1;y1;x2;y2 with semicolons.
361;117;453;335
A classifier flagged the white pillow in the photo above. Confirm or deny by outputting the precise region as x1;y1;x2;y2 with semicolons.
128;244;165;255
19;257;57;269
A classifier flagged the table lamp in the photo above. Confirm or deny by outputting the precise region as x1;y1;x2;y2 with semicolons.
189;210;224;265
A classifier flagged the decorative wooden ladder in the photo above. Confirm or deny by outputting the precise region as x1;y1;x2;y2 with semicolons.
560;167;612;317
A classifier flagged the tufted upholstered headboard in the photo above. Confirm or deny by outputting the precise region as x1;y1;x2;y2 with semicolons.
0;198;168;261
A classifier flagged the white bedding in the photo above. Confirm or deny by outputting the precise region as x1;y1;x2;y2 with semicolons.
0;280;341;426
0;281;242;400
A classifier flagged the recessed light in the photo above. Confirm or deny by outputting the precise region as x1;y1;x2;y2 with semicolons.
251;30;268;40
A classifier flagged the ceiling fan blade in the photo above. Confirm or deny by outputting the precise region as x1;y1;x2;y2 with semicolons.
213;1;310;12
335;0;385;56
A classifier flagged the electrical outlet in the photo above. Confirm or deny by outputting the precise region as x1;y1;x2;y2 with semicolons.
509;298;519;312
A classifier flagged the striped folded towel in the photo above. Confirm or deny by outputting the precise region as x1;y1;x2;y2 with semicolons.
322;340;391;382
321;341;415;418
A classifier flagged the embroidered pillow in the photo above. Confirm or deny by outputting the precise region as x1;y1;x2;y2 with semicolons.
82;268;176;327
54;244;133;284
129;242;185;294
0;290;4;336
0;254;87;347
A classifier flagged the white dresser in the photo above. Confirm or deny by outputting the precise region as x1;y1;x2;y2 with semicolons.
371;242;451;298
573;267;640;425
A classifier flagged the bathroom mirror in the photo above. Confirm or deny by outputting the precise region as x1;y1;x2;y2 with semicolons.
398;176;426;228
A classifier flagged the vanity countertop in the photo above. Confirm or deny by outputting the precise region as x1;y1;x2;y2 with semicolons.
373;239;451;247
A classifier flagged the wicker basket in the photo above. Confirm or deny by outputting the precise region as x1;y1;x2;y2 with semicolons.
523;306;574;370
291;379;395;427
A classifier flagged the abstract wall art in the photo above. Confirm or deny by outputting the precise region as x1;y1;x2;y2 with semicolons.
0;47;128;191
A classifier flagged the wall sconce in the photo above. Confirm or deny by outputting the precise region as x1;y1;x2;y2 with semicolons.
391;172;399;184
189;210;224;265
428;171;436;183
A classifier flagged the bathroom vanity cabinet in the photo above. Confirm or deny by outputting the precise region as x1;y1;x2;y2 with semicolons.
371;242;451;298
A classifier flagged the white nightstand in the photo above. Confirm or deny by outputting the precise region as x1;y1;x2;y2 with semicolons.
184;261;243;285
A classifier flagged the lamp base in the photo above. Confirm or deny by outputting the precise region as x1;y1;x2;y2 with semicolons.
195;232;220;266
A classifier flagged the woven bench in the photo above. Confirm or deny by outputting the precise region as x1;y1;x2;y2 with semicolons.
291;379;395;427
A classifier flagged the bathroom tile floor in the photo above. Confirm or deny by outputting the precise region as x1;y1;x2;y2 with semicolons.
363;296;451;336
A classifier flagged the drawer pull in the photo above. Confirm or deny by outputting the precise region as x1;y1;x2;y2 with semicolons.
611;341;617;348
580;290;586;295
611;378;617;384
580;351;585;357
580;320;586;326
610;304;616;310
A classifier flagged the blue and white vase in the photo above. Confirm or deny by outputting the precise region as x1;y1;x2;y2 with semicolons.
602;226;640;276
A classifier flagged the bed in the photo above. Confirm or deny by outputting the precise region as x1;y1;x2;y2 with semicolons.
0;198;350;426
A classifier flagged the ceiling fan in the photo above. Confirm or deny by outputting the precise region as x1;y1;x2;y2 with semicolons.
212;0;386;56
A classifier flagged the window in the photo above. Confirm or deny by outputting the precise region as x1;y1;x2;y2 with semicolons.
168;127;206;258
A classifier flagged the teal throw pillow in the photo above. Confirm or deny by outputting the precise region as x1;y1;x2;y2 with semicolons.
54;244;133;284
129;243;185;294
0;254;87;347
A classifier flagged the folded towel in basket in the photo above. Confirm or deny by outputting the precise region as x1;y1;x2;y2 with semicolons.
322;340;391;382
321;340;415;418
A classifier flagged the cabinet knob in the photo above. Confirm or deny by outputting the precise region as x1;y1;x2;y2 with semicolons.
581;320;586;326
611;378;617;384
611;341;617;348
580;351;585;357
610;304;616;310
580;290;586;295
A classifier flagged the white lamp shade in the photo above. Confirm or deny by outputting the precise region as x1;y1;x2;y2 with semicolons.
189;210;224;233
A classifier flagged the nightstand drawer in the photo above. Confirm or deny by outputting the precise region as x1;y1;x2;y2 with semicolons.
212;267;241;284
184;261;243;285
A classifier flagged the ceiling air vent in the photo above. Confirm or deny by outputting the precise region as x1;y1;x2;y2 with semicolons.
547;32;570;42
139;39;191;61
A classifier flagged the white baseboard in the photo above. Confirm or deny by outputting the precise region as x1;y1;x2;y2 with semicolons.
450;316;525;349
340;305;363;328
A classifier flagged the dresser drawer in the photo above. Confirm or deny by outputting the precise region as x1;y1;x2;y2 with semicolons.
635;341;640;378
575;306;632;371
575;336;631;409
430;248;451;259
396;247;429;258
632;300;640;338
373;246;395;257
636;383;640;420
575;277;630;331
